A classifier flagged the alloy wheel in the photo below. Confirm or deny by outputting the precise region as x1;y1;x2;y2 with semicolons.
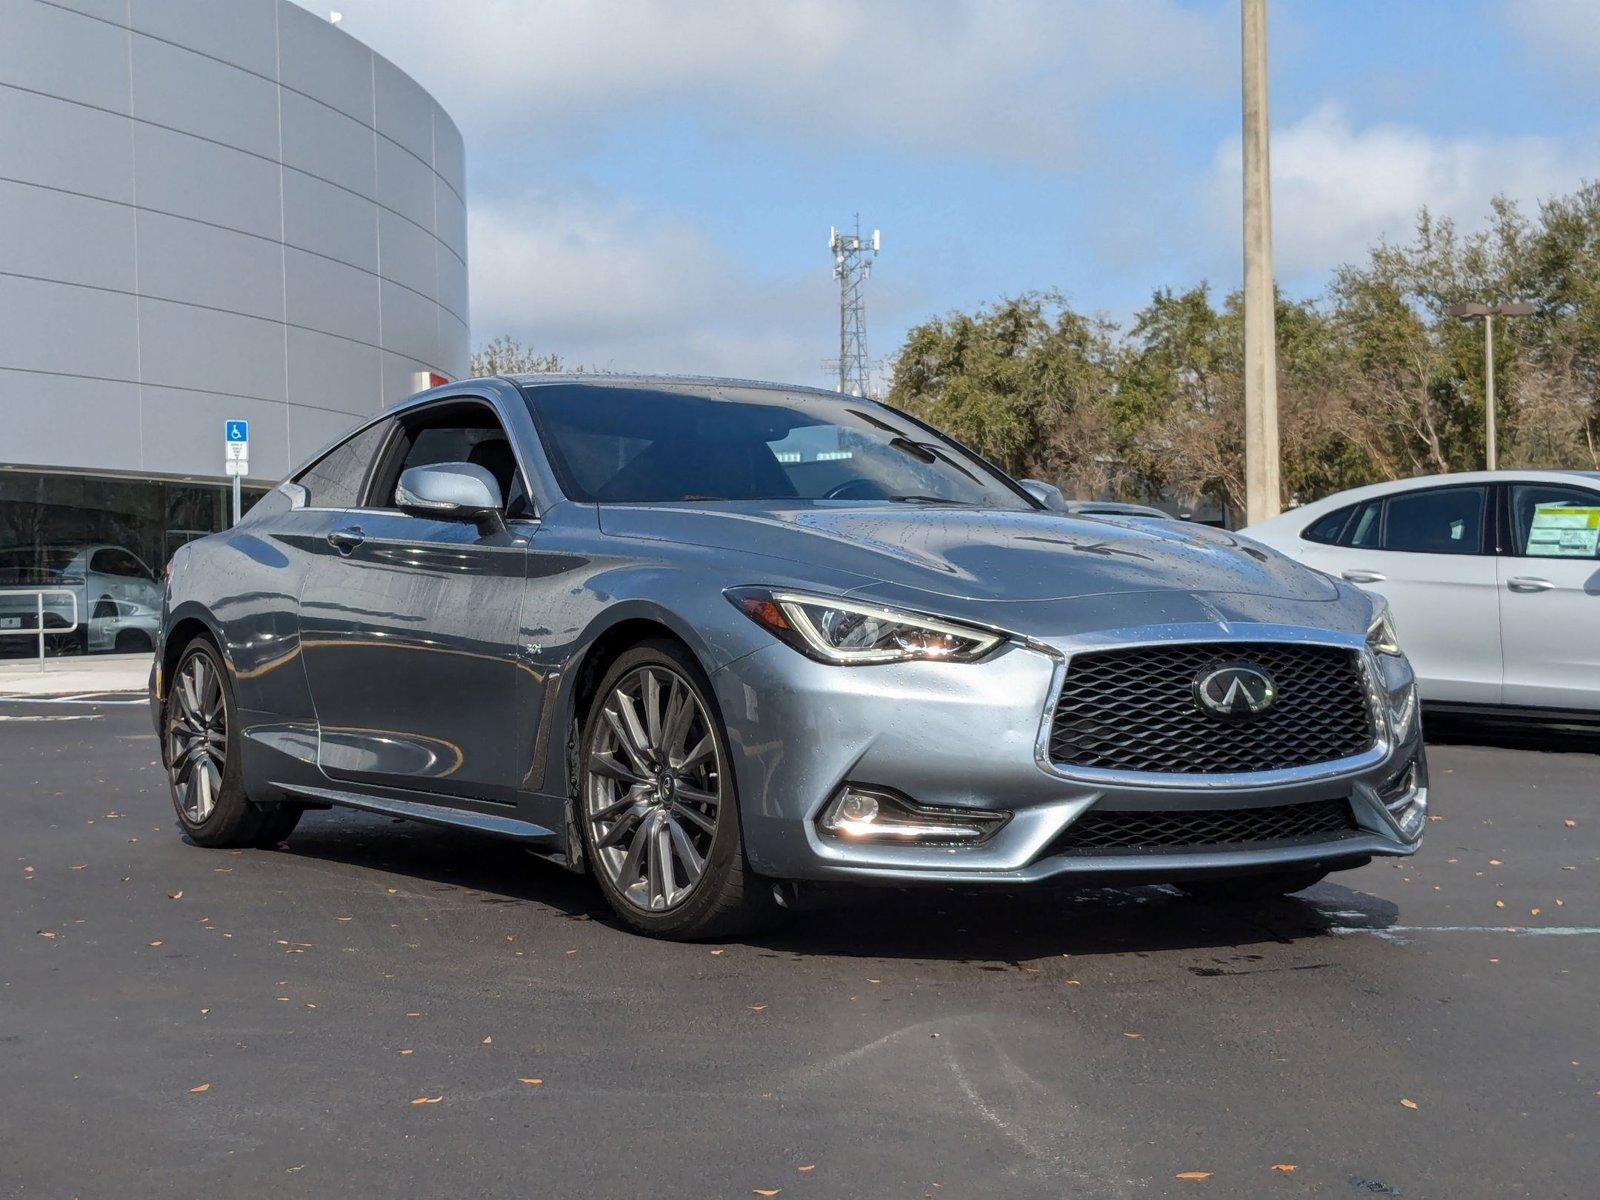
585;665;722;912
168;651;227;824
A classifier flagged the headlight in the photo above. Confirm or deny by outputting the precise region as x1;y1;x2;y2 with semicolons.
727;587;1005;665
1366;605;1402;656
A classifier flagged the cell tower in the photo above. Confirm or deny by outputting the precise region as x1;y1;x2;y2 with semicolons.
827;217;880;396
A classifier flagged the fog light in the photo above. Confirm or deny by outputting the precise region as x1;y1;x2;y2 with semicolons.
836;792;879;823
817;787;1008;845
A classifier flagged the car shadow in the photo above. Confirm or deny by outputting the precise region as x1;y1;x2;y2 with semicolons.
1424;718;1599;756
271;807;1400;961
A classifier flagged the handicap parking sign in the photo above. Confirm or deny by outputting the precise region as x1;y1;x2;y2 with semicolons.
225;420;249;443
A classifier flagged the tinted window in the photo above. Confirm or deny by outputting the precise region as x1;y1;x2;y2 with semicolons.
1303;505;1352;544
1509;483;1600;559
295;420;392;509
368;403;528;515
1381;486;1485;554
525;383;1032;509
1345;500;1382;548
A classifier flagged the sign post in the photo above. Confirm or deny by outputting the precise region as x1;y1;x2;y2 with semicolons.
224;420;249;526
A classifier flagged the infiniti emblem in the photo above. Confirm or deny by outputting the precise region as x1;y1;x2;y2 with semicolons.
1194;662;1277;717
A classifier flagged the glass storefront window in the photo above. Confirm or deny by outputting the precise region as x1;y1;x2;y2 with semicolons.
0;470;267;657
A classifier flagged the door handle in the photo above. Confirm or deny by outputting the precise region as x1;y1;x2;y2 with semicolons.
1507;576;1554;593
1341;569;1386;584
327;526;365;555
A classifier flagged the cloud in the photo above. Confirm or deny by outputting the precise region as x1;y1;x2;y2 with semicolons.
469;187;829;382
1206;103;1580;282
300;0;1229;166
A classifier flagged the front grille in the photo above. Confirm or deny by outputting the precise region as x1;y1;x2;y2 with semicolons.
1048;641;1374;774
1048;798;1358;855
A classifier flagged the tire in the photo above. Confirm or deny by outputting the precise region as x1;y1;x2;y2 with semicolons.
1177;868;1330;902
163;637;302;849
575;638;773;939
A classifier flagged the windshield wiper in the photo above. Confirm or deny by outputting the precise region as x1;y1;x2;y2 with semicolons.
887;435;938;464
887;494;975;505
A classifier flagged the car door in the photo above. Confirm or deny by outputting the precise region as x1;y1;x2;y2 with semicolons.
297;398;532;803
1497;481;1600;712
1299;484;1499;704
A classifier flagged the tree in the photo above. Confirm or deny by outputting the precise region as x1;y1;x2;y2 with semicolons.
886;181;1600;523
470;335;567;377
887;293;1124;495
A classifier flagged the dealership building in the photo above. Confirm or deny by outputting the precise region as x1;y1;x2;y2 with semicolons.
0;0;468;651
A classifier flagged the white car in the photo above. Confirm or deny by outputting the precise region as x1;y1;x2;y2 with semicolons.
0;543;162;653
1242;471;1600;721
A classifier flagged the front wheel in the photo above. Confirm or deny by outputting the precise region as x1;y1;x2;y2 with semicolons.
165;638;301;849
576;639;772;939
1177;868;1330;902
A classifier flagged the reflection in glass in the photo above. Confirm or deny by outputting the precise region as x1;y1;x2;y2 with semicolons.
0;470;267;657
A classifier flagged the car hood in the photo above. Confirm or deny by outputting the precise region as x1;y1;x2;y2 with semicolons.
596;502;1338;604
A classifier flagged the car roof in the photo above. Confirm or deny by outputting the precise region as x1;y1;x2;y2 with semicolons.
1273;470;1600;520
382;373;853;419
503;372;846;400
1239;469;1600;535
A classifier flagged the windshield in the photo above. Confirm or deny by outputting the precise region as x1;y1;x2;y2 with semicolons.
522;383;1034;509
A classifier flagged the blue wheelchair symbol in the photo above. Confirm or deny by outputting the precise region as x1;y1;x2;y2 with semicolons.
226;420;249;442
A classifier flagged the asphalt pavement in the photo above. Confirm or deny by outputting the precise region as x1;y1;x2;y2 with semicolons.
3;698;1596;1198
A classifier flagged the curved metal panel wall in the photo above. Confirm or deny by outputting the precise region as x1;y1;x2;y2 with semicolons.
0;0;468;483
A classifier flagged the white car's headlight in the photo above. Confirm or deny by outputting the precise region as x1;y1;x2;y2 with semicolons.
728;588;1005;665
1366;604;1402;657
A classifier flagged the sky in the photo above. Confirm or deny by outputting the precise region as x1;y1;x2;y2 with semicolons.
295;0;1600;390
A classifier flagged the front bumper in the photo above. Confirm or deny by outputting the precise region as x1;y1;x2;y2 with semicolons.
712;622;1425;885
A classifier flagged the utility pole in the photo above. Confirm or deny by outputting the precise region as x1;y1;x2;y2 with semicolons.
1241;0;1281;524
827;217;880;397
1447;300;1535;470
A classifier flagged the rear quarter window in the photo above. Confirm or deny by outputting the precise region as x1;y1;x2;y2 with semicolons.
1301;505;1353;545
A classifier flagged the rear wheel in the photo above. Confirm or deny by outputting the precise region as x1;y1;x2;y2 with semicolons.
165;638;301;849
1177;868;1329;902
576;639;771;939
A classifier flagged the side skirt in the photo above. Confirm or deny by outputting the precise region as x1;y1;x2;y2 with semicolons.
277;781;562;847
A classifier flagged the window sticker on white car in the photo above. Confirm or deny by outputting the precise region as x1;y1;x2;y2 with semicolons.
1526;504;1600;557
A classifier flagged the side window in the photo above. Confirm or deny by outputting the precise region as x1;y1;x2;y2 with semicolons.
1302;505;1353;545
90;548;150;579
1509;484;1600;559
367;402;529;517
294;420;393;510
1344;500;1382;548
1380;486;1485;555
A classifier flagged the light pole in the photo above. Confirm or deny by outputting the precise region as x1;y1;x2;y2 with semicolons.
1241;0;1281;524
1446;300;1535;471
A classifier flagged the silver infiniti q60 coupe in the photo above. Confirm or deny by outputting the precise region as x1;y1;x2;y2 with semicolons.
151;376;1426;938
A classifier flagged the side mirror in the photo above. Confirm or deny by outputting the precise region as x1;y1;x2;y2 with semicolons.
1018;478;1067;511
395;462;505;534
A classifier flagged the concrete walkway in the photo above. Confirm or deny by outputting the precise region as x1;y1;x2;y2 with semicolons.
0;652;152;696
